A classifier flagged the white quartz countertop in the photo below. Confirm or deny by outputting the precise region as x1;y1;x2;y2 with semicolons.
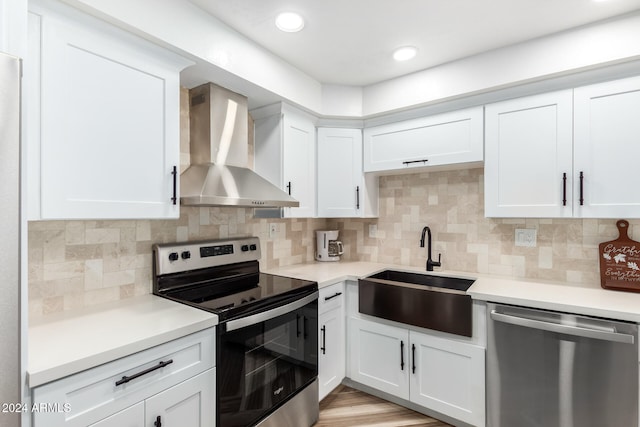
30;261;640;388
28;294;218;388
265;261;640;323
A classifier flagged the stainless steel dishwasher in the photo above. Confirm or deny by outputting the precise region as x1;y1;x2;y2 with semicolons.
487;302;638;427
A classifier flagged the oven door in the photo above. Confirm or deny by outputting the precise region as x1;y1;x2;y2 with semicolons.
217;292;318;427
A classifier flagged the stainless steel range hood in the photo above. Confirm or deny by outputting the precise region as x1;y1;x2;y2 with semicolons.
180;83;299;207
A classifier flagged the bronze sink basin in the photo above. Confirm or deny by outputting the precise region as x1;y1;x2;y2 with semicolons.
358;270;475;337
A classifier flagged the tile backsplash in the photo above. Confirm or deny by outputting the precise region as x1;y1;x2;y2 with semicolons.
29;166;640;317
28;212;326;316
331;167;640;287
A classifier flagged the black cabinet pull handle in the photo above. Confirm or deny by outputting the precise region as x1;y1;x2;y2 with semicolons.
400;340;405;371
171;166;177;205
402;159;428;166
286;181;292;195
562;172;567;206
324;292;342;301
321;325;326;355
115;359;173;386
356;186;360;210
296;314;301;337
412;344;416;374
154;416;162;427
579;171;584;206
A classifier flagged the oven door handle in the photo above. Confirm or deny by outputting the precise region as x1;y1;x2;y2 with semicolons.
225;291;319;332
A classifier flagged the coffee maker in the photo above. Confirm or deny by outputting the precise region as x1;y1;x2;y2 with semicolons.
315;230;343;262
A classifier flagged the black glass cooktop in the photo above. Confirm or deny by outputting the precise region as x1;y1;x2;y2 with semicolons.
155;262;317;322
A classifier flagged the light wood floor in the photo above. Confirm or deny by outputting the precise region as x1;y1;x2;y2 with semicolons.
316;385;452;427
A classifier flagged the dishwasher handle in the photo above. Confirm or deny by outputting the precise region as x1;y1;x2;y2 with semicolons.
490;310;635;344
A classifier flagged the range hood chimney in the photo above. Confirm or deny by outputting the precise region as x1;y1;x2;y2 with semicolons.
180;83;299;207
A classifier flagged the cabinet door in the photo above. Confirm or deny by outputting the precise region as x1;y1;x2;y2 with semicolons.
317;128;362;217
484;90;573;217
318;284;345;401
574;76;640;218
283;111;316;218
363;107;483;173
145;368;215;427
349;317;409;400
410;332;485;427
88;403;143;427
33;6;186;219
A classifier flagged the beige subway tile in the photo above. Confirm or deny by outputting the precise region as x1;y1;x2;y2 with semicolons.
83;287;119;307
84;259;103;290
65;222;85;245
42;296;64;315
85;228;120;244
136;221;151;241
103;270;135;288
43;261;84;281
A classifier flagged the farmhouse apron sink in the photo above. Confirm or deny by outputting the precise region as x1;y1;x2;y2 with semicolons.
358;270;475;337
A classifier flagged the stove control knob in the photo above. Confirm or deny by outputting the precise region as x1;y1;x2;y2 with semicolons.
168;252;179;262
241;245;249;252
249;244;257;251
240;299;248;304
181;251;191;260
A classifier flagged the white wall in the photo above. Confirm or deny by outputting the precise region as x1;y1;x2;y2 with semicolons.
362;12;640;116
58;2;640;117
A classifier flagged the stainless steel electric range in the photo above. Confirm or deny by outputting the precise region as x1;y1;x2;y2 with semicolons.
152;237;319;427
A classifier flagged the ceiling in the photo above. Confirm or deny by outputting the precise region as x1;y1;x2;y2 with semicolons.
189;0;640;87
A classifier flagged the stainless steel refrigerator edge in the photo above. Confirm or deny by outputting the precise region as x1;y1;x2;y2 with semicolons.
0;52;22;427
487;302;638;427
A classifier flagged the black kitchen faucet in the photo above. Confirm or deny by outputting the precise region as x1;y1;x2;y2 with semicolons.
420;226;442;271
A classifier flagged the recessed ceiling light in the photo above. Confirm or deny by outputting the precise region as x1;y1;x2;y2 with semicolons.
393;46;418;62
275;12;305;32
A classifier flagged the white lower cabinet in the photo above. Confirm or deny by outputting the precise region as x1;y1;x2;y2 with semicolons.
349;316;485;427
145;369;215;427
88;402;143;427
410;332;485;427
88;369;215;427
349;317;410;400
318;282;346;401
32;328;216;427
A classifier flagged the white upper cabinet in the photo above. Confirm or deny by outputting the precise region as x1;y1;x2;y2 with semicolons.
27;0;191;219
574;76;640;218
363;107;484;173
253;103;316;218
484;90;573;218
486;75;640;218
317;128;378;218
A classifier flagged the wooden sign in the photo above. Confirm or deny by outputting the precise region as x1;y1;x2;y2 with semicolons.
599;220;640;292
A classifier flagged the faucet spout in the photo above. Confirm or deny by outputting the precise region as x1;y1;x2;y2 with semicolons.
420;226;441;271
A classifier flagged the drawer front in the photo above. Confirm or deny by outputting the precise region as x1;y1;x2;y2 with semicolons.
32;328;215;427
319;282;345;314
